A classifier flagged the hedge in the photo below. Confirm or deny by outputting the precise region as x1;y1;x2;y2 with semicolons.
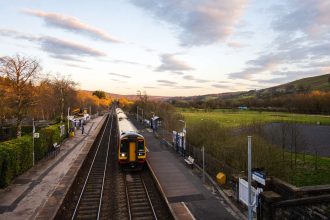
0;123;65;187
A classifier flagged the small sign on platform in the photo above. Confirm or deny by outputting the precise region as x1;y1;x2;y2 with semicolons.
252;170;266;185
33;133;40;138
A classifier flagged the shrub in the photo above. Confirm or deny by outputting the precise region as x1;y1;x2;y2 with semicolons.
0;123;65;188
0;135;32;187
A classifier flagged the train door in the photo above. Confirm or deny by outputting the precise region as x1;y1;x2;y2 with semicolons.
129;142;136;161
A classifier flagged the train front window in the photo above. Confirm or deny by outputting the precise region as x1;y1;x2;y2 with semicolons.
121;139;128;152
137;140;144;152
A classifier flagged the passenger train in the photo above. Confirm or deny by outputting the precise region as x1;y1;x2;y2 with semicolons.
116;108;146;170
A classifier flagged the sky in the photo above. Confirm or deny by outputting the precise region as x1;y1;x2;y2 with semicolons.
0;0;330;96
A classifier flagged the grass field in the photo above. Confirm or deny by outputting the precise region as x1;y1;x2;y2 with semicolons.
180;108;330;127
287;153;330;186
179;108;330;186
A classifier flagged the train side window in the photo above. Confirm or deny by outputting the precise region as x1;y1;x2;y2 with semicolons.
121;139;128;152
137;140;144;151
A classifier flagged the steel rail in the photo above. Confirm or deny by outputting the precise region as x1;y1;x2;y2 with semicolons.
71;108;113;220
141;176;158;220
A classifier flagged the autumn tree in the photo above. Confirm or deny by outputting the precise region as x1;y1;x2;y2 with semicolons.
52;75;77;122
0;55;41;137
33;78;57;120
92;90;106;99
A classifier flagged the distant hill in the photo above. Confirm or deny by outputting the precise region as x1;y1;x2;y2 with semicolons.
256;74;330;97
80;90;169;101
82;74;330;103
170;74;330;103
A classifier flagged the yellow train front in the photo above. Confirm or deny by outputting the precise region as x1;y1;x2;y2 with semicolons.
116;108;146;170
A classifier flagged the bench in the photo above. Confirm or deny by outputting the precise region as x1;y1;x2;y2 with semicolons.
184;156;194;169
53;142;61;156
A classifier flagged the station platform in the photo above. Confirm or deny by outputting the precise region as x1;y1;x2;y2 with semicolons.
0;115;106;220
138;125;242;220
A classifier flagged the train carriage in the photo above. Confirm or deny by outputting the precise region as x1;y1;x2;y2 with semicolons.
116;108;146;170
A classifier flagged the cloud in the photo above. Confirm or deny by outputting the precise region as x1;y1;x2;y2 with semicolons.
130;0;249;46
111;78;125;83
143;86;157;89
111;59;154;69
272;1;330;37
108;72;131;78
22;9;121;43
65;63;92;70
183;75;195;80
157;80;177;85
156;54;194;72
0;29;106;60
0;29;37;41
212;83;232;89
227;41;246;48
39;36;106;57
183;74;210;83
178;85;201;89
196;79;210;83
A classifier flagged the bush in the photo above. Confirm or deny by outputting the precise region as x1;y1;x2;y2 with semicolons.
0;135;33;187
0;123;65;188
34;123;65;161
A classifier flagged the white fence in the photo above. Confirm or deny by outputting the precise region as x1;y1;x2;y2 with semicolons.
239;178;257;212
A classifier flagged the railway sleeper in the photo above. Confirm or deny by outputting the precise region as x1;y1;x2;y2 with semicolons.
131;202;149;208
79;203;99;209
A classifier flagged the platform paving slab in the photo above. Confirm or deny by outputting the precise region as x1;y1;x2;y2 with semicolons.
0;115;106;220
138;125;238;220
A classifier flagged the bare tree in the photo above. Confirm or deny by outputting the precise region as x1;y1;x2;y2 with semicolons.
0;55;41;137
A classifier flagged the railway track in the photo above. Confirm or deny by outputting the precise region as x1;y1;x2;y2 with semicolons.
125;173;158;220
71;108;114;220
56;106;173;220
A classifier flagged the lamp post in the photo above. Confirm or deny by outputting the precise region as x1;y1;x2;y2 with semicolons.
32;118;35;166
179;120;186;157
150;112;155;131
136;106;139;122
248;136;253;220
67;107;70;136
202;145;205;183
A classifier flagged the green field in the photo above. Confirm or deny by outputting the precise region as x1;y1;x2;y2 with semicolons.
179;108;330;186
180;108;330;127
285;153;330;186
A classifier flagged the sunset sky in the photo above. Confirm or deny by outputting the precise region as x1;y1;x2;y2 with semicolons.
1;0;330;96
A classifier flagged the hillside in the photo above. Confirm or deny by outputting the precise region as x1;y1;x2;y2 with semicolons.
80;90;169;101
170;74;330;103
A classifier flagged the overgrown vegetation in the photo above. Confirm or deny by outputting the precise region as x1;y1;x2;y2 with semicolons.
0;123;64;187
185;116;330;186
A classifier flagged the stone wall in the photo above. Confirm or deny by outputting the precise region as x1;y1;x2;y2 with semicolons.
260;177;330;220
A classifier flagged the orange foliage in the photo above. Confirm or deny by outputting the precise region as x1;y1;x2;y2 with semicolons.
77;91;113;110
118;97;132;107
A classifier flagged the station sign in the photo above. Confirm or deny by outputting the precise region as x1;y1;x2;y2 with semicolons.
252;170;266;186
33;133;40;138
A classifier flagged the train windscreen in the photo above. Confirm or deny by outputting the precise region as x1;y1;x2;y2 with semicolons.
137;140;144;151
121;139;128;152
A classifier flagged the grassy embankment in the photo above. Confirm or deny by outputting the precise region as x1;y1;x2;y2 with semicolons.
180;108;330;186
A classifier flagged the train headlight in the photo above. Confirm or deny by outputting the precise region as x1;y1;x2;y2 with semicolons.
138;152;144;156
121;153;126;157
